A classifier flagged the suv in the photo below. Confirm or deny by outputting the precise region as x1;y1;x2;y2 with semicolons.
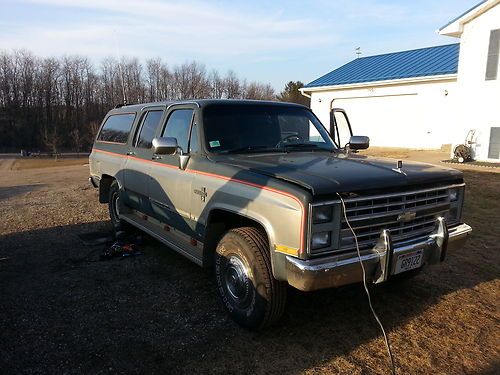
89;99;471;330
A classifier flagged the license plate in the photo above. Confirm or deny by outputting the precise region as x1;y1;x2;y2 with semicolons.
394;250;423;275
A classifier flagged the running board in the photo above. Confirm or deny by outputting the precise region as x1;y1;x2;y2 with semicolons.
120;213;203;266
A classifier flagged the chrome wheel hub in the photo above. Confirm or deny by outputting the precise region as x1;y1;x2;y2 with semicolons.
225;255;251;304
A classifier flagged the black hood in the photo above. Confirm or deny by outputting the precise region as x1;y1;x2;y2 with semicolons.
213;152;463;195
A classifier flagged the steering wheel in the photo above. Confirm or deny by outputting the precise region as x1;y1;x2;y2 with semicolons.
276;134;304;148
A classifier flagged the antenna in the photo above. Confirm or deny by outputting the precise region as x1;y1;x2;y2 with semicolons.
356;47;362;58
112;28;127;106
118;58;127;106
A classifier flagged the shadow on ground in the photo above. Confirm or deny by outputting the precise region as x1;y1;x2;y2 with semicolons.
0;215;497;374
0;184;46;201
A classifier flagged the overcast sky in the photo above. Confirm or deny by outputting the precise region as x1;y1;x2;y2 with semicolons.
0;0;479;90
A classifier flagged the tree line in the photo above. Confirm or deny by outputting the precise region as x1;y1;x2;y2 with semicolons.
0;50;309;154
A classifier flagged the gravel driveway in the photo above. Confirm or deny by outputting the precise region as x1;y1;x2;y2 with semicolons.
0;161;498;374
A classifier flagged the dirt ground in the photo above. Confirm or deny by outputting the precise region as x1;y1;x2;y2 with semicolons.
10;157;88;171
0;156;499;374
361;147;500;174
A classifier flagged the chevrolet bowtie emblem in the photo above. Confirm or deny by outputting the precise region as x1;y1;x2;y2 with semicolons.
397;211;416;223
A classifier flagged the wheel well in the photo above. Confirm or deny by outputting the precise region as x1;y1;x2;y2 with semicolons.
99;174;114;203
203;209;269;267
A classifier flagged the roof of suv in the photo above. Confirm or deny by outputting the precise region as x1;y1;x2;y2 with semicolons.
112;99;307;113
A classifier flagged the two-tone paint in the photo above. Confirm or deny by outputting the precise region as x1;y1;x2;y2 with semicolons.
89;99;471;287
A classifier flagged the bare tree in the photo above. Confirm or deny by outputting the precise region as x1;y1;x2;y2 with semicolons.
225;70;242;99
41;125;60;160
0;49;277;153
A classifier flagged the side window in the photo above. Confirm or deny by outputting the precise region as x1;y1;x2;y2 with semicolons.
189;123;199;153
334;111;352;147
97;113;136;143
162;109;194;153
135;110;163;149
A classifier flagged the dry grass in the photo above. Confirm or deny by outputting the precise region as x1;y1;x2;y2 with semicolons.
12;157;88;170
0;163;499;374
360;147;411;160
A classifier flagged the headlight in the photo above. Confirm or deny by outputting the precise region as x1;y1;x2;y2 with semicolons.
311;231;331;250
312;205;333;224
449;188;459;202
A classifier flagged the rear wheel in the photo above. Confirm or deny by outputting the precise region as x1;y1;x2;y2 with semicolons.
214;227;287;330
108;180;128;231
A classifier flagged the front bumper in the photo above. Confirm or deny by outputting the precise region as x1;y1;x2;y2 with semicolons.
286;220;472;291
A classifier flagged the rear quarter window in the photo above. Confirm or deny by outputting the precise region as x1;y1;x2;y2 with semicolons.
97;113;136;144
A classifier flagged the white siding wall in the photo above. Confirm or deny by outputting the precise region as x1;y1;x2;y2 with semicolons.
310;79;457;149
453;4;500;161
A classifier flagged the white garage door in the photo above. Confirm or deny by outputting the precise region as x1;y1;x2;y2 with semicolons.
334;94;441;149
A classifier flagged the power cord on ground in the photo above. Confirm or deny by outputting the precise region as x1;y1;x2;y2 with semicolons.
337;193;397;375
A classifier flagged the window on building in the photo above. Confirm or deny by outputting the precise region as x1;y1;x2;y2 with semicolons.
97;113;136;143
162;109;194;153
485;29;500;81
135;110;163;148
488;127;500;159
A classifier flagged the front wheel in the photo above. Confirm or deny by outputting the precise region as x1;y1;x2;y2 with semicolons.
214;227;287;330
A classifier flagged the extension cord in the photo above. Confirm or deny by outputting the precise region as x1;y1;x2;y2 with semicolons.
337;192;397;375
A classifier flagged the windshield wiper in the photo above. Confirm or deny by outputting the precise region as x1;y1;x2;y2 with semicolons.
222;145;284;154
282;143;320;150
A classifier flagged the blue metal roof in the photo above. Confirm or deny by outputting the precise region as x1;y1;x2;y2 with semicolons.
304;43;460;89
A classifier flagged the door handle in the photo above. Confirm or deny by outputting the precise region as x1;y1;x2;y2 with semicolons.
126;151;135;156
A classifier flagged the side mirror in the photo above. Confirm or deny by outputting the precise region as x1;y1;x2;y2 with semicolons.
348;136;370;150
152;137;178;155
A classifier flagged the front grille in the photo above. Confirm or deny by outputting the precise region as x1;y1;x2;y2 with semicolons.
340;188;450;251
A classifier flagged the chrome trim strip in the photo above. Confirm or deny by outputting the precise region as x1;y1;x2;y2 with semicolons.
286;251;381;272
447;222;472;238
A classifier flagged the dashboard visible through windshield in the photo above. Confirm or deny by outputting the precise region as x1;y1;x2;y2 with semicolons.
202;104;336;154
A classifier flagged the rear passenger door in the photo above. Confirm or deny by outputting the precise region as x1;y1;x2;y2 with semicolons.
148;105;197;237
123;107;164;214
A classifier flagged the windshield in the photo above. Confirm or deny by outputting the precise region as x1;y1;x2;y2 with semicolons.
203;104;336;153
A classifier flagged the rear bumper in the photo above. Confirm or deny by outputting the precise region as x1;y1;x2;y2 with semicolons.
286;220;472;291
89;176;99;188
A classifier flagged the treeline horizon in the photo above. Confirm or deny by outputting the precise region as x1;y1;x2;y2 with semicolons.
0;49;309;153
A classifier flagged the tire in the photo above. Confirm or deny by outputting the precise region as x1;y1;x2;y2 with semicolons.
108;180;128;231
214;227;287;330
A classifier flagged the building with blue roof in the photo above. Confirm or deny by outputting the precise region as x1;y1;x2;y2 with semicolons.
303;44;460;89
301;0;499;161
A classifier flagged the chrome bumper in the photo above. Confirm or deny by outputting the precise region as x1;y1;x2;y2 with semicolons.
89;176;99;188
286;220;472;291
